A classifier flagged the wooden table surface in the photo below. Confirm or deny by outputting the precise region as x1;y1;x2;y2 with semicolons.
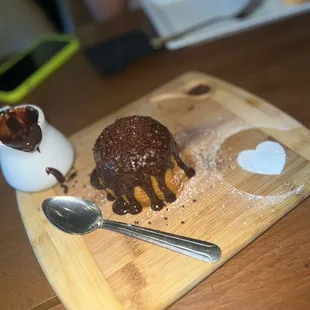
1;10;310;310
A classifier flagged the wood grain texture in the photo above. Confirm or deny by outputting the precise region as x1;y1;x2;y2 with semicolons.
18;72;310;309
49;305;65;310
16;190;122;310
1;11;310;310
30;296;60;310
170;197;310;310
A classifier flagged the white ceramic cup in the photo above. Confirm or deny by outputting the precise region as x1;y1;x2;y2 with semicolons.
0;104;75;192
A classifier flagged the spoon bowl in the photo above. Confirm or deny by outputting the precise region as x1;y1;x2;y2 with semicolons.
43;196;104;234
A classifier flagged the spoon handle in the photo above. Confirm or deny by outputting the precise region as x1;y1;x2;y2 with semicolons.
100;220;221;263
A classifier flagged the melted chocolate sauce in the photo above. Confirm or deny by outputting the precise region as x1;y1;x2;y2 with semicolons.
0;106;42;152
93;116;195;215
46;167;66;183
112;199;142;215
107;193;115;201
61;184;69;194
90;168;104;190
46;167;69;194
4;123;42;152
187;84;211;96
67;171;77;182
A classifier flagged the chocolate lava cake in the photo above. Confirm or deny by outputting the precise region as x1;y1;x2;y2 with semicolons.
93;116;195;215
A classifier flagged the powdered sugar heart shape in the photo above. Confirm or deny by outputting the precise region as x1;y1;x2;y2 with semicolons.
237;141;286;175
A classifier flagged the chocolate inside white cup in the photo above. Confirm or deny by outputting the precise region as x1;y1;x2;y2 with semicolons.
0;106;42;152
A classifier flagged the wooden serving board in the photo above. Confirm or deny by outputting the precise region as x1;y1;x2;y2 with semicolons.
17;72;310;310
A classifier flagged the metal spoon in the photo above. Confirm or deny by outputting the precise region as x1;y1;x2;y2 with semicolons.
151;0;264;48
42;196;221;263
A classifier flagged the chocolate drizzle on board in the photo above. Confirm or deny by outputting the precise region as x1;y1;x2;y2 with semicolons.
93;116;195;215
46;167;68;194
0;106;42;152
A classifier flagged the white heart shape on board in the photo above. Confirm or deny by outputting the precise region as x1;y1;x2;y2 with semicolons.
237;141;286;175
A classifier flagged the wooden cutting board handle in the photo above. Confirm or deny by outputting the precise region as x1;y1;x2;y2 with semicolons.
17;190;122;310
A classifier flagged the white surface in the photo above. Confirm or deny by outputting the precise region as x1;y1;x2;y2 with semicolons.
237;141;286;175
0;104;74;192
142;0;310;49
